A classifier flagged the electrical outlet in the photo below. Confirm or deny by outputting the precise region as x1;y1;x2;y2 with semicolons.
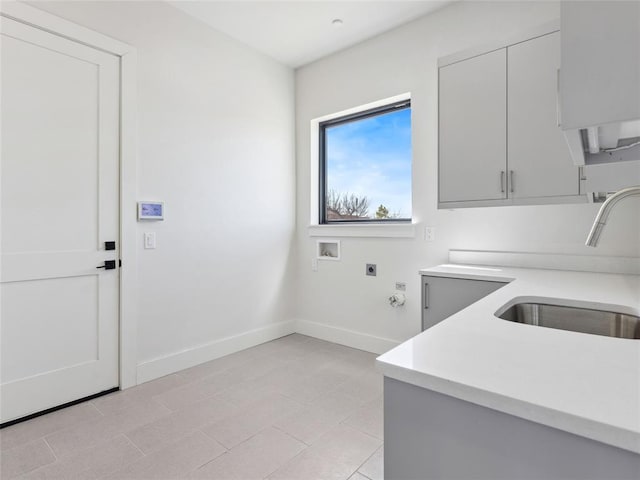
395;282;406;291
366;264;377;276
425;226;435;242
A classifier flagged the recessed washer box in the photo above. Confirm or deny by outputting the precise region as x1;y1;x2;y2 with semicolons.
317;240;340;261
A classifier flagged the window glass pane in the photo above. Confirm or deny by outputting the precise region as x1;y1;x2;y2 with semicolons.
324;106;412;222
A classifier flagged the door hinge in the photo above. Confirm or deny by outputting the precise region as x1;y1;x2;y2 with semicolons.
119;259;122;268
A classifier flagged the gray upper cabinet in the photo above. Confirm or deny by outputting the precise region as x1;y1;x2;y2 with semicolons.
560;1;640;167
560;1;640;131
439;49;507;203
508;32;579;199
438;24;584;208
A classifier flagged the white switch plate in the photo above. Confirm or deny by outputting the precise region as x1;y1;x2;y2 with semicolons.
425;226;435;242
144;232;156;249
311;258;318;272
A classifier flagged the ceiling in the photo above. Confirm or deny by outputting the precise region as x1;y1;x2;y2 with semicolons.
169;1;453;68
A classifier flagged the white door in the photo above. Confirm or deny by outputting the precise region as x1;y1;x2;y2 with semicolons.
439;49;507;203
0;16;120;423
508;31;579;199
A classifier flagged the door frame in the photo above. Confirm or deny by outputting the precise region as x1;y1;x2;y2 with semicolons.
1;2;139;389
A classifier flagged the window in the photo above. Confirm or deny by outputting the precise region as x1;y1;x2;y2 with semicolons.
319;100;412;224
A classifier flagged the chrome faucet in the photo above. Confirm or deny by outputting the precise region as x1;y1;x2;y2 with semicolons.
585;186;640;247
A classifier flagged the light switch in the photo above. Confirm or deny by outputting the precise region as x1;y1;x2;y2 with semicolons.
144;232;156;249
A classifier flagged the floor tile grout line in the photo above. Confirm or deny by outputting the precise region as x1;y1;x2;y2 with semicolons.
345;465;361;480
240;423;307;469
191;450;230;474
272;389;311;406
198;397;305;451
356;470;376;480
260;439;309;480
87;400;107;418
1;406;106;456
355;444;382;477
190;443;228;473
124;420;206;456
172;370;239;394
3;336;381;480
341;420;384;443
122;432;147;458
199;423;262;454
196;391;303;437
176;347;275;382
87;434;146;480
92;375;191;413
154;382;243;415
42;436;58;461
271;424;313;448
89;400;114;417
10;438;58;479
12;442;55;480
149;394;178;412
168;358;313;411
17;462;47;480
197;422;235;453
343;423;384;443
263;439;311;479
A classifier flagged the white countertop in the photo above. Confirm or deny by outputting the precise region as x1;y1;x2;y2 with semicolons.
376;264;640;454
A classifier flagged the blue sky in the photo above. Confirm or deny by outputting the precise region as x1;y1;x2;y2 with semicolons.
326;107;412;219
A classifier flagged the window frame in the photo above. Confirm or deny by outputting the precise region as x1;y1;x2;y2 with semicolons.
318;99;412;224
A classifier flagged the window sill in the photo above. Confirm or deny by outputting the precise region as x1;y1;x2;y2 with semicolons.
308;223;416;239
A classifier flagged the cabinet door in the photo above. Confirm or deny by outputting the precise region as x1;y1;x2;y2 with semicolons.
439;49;507;203
422;276;506;331
561;1;640;130
508;32;579;199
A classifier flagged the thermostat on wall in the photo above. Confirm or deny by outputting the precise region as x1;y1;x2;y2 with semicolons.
138;201;164;220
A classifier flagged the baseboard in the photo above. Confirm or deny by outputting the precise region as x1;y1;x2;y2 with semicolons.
136;319;399;385
295;319;400;355
136;320;296;384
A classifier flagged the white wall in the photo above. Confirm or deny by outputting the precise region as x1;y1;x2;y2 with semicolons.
294;1;640;351
31;1;296;381
26;0;640;378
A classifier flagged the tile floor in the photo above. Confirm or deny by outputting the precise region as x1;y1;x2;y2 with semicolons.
0;334;384;480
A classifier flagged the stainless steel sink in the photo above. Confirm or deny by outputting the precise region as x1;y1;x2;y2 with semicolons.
497;303;640;339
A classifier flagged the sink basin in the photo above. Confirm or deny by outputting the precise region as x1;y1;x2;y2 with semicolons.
497;303;640;339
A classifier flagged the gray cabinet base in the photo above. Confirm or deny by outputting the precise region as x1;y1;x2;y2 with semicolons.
384;377;640;479
421;275;506;331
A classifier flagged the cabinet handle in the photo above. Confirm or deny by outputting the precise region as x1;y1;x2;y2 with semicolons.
500;171;505;193
510;170;514;193
556;68;562;127
578;166;586;195
424;283;430;309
